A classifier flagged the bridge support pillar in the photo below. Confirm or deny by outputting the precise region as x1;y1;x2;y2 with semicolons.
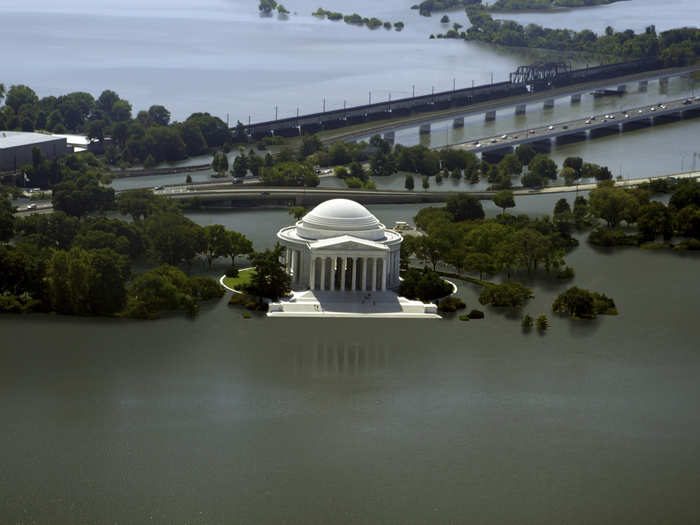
383;131;395;144
543;99;554;109
419;123;431;135
515;104;526;115
659;77;669;89
485;110;496;121
452;117;464;128
638;80;648;91
570;94;581;103
617;84;627;93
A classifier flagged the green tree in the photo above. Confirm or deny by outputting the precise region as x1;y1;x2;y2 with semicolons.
405;174;415;190
637;201;673;241
446;193;485;222
212;151;229;177
202;224;232;269
422;176;430;190
478;281;533;309
260;161;319;187
0;197;15;243
247;243;290;300
148;105;171;126
515;144;536;166
232;155;248;178
528;154;558;181
5;85;39;113
563;156;583;177
145;126;187;162
111;99;132;122
228;230;253;266
144;212;205;268
299;134;322;157
493;190;515;214
259;0;278;13
288;206;307;221
589;186;638;229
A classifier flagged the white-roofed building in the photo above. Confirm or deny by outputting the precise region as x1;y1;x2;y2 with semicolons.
0;131;72;171
277;198;402;293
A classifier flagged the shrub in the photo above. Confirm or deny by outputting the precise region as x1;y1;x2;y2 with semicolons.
438;296;466;313
225;265;239;278
536;314;549;331
556;266;575;279
467;309;484;319
459;314;470;321
521;314;533;329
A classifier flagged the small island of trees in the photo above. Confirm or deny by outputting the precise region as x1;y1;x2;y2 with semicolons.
313;8;404;31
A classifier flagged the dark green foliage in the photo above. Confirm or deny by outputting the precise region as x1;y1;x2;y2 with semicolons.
446;193;485;221
46;247;129;315
245;243;290;300
515;144;536;166
493;190;515;214
144;212;204;267
556;265;575;279
413;0;479;16
521;313;533;329
400;268;453;301
260;161;319;187
552;286;617;318
0;197;14;242
123;265;223;319
536;314;549;331
438;296;465;313
478;281;533;309
405;174;415;190
468;309;485;319
462;7;697;66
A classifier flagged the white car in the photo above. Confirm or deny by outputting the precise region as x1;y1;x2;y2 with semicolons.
501;134;508;139
585;119;591;124
26;203;37;210
548;125;554;130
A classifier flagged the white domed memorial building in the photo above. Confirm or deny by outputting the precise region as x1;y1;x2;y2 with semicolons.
268;199;440;318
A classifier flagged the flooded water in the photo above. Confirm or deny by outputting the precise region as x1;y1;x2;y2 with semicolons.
2;204;700;523
3;1;700;523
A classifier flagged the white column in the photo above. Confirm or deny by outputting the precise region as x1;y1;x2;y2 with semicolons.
362;258;368;291
372;258;378;292
340;257;347;291
320;257;326;290
351;257;357;291
382;257;387;291
310;257;316;290
286;248;292;274
330;257;335;291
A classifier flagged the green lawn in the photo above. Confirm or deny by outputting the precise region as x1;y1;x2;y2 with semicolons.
222;268;256;291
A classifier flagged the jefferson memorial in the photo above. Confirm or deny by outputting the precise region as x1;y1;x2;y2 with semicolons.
268;199;439;317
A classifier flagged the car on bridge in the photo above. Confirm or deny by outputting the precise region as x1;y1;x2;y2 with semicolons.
233;178;243;184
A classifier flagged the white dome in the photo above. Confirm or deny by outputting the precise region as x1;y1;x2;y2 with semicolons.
296;199;385;241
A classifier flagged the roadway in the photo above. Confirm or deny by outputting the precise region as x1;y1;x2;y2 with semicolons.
448;95;700;156
319;65;700;144
13;170;700;217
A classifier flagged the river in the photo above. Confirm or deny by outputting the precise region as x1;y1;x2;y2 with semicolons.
3;1;700;523
2;202;700;523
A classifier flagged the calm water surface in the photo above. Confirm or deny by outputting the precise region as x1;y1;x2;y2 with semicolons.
2;203;700;524
3;1;700;522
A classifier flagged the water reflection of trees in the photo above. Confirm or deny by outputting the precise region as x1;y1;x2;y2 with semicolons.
292;341;390;377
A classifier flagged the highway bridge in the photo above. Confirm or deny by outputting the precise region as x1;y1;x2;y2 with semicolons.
14;171;700;217
447;96;700;162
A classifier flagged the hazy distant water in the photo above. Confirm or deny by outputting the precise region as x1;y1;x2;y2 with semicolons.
7;0;697;125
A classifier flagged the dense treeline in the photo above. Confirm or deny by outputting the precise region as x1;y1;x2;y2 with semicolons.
313;8;404;31
459;6;700;65
581;179;700;249
0;156;258;318
0;83;245;169
411;0;480;16
488;0;619;11
403;193;577;282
